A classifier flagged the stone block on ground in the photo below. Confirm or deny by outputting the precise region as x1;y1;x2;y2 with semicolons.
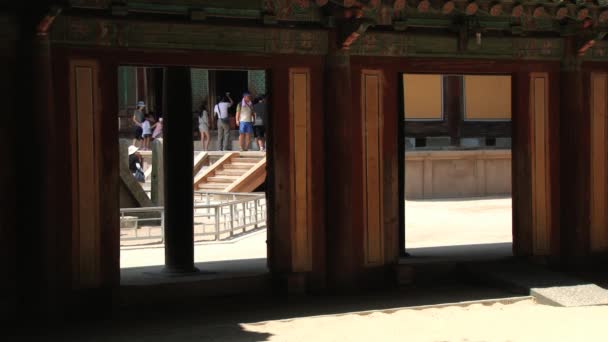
472;261;608;307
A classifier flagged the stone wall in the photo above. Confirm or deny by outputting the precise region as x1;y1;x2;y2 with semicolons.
405;150;511;199
248;70;266;97
117;66;137;133
191;68;209;111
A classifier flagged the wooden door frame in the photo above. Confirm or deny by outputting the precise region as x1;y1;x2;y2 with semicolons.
351;56;561;260
51;46;326;289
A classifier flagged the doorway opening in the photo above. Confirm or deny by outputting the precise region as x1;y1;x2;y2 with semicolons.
400;73;513;261
117;66;269;278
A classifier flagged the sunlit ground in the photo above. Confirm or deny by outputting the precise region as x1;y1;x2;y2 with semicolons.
120;197;512;268
405;196;512;248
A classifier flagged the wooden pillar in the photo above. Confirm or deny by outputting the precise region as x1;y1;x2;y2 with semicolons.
162;67;197;274
559;38;589;262
15;15;59;318
325;42;358;289
267;65;292;276
0;15;18;320
512;72;533;256
529;72;552;256
361;69;385;266
589;72;608;253
33;33;61;314
70;58;100;287
289;68;313;272
151;139;164;206
513;67;560;260
445;76;463;146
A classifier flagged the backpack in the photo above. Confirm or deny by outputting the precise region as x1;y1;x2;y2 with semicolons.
215;104;230;124
134;169;145;183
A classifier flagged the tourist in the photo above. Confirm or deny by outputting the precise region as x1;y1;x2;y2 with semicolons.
131;101;146;147
214;93;233;151
198;102;210;151
152;117;163;139
128;145;145;183
141;113;156;151
236;92;255;151
253;94;267;152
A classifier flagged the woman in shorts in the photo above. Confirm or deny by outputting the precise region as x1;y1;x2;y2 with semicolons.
198;102;210;151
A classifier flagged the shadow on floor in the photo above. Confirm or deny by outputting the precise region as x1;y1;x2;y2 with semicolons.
23;248;607;341
121;258;268;286
33;280;521;342
471;258;608;291
403;242;513;264
27;323;273;342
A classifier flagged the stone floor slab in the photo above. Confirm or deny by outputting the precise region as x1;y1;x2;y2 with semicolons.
531;284;608;307
473;261;608;307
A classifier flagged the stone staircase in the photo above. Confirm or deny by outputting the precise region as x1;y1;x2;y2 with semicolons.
194;152;266;192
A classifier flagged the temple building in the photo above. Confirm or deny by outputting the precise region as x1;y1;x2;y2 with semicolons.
2;0;608;321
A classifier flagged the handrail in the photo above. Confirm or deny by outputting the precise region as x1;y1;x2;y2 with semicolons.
120;192;266;245
121;206;164;212
193;151;209;176
194;190;263;196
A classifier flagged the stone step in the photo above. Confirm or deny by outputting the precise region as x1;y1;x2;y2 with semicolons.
207;176;237;183
234;157;262;163
223;164;253;170
198;183;227;190
229;161;258;165
216;169;246;176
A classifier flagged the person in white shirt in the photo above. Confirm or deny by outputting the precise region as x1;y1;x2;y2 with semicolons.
141;114;156;151
131;101;146;147
214;93;233;151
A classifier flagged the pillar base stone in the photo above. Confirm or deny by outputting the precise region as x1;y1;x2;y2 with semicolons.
156;266;202;277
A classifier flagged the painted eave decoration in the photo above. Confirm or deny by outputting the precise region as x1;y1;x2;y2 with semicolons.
56;1;608;59
66;0;608;32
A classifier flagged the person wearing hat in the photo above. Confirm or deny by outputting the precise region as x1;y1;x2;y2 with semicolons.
236;92;255;151
128;145;145;183
131;101;146;147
